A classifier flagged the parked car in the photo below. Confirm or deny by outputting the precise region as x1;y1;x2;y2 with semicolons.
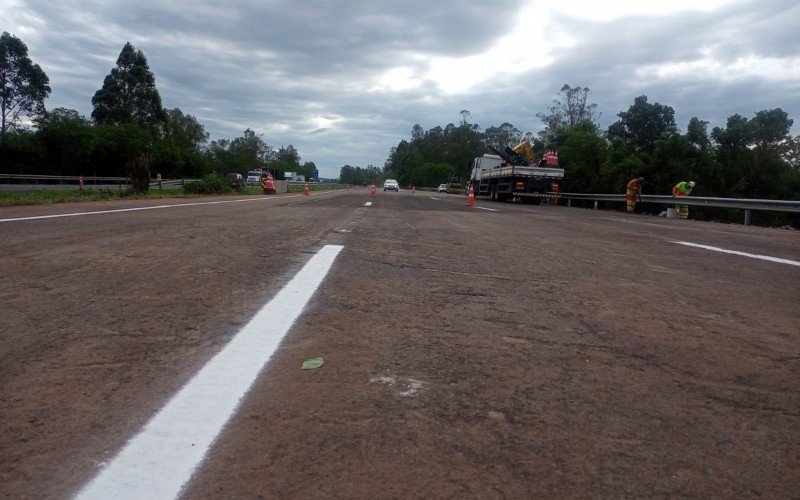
246;170;262;185
383;179;399;191
437;183;447;192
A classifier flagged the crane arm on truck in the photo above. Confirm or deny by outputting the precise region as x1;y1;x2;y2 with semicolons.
488;141;540;167
488;145;526;167
511;141;537;165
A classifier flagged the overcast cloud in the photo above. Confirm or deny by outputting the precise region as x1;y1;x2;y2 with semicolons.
3;0;799;178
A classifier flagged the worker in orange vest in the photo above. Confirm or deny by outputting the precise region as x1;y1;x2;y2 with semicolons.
261;171;276;195
626;177;644;213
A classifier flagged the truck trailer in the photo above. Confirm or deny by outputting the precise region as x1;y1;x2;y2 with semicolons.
469;143;564;203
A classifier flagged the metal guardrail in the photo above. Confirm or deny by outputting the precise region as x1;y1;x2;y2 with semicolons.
558;192;800;225
0;173;128;183
0;174;193;190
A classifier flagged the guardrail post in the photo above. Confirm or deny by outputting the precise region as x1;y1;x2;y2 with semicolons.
567;199;572;207
744;209;751;226
593;200;598;210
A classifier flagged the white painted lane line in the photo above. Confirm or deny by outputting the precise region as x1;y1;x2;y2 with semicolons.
0;196;304;223
76;244;344;500
364;201;372;206
0;189;344;224
674;241;800;267
475;206;499;212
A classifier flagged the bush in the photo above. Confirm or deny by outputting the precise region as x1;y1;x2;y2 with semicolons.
183;172;239;195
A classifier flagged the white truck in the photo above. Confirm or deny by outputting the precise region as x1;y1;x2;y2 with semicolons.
469;143;564;203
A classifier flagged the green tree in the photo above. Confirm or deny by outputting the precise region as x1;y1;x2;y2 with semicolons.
34;108;95;176
90;123;154;178
444;122;484;180
300;161;317;180
206;138;244;175
0;128;44;173
607;95;676;153
229;128;268;170
748;108;794;199
536;84;600;142
484;122;522;150
384;139;423;186
276;145;301;169
557;120;608;192
339;164;383;185
91;42;166;130
409;162;454;187
164;108;208;151
0;32;51;142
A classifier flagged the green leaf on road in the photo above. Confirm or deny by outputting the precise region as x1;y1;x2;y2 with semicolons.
301;357;324;369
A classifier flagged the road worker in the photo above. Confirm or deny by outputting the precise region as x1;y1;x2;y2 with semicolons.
672;180;696;219
626;177;644;213
261;171;276;195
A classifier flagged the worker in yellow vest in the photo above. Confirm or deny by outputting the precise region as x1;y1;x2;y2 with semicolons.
672;181;695;219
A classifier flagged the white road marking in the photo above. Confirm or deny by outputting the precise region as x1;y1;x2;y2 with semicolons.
76;244;344;500
475;206;498;212
364;201;372;206
0;196;304;223
674;241;800;267
430;197;439;200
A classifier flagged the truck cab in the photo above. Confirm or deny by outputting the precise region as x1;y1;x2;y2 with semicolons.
469;154;503;184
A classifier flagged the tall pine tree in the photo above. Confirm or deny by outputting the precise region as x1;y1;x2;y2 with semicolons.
91;42;166;131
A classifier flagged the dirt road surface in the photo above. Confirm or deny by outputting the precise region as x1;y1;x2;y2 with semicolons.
1;188;798;498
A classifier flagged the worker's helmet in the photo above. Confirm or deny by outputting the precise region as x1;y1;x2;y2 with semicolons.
638;177;644;182
688;181;696;188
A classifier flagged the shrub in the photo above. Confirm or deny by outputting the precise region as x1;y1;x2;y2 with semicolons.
183;172;238;195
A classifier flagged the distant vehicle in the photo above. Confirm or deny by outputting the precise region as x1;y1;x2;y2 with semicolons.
246;170;262;185
383;179;399;191
437;183;447;193
226;173;243;181
445;174;462;194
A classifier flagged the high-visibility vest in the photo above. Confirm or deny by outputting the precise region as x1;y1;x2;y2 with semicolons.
673;182;692;196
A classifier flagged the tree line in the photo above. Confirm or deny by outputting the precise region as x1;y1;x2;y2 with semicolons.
382;86;800;225
0;33;318;190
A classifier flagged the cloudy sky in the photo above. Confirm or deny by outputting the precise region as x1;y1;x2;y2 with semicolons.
3;0;799;178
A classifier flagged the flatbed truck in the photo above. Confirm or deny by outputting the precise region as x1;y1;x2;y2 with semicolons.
468;144;564;203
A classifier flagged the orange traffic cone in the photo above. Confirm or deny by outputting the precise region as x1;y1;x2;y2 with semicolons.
303;182;310;196
466;184;475;206
370;184;377;197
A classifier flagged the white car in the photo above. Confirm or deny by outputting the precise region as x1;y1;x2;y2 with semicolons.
246;170;262;185
383;179;399;191
437;183;447;193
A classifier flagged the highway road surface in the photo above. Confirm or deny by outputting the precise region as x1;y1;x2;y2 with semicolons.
1;188;798;498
